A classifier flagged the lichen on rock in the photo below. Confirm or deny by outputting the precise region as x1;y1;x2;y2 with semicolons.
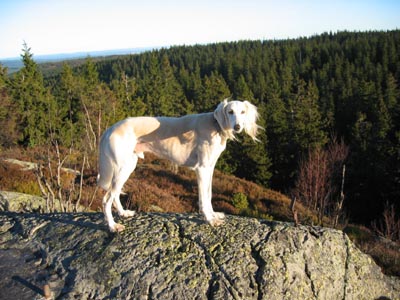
0;212;398;299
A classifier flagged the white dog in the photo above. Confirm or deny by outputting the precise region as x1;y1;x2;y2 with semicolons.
97;99;261;232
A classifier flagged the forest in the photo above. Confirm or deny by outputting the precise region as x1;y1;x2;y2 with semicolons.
0;30;399;229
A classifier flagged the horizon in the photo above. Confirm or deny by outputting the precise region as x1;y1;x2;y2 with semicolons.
0;46;159;61
1;28;398;62
1;0;399;60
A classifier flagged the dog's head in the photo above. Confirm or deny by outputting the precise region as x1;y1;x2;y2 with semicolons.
213;99;262;141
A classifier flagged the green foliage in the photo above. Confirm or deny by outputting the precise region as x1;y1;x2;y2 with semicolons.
0;64;20;147
11;43;57;146
244;208;274;221
13;180;42;196
139;53;192;116
290;79;327;152
231;192;249;211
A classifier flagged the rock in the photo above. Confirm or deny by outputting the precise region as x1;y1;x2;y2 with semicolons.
0;212;398;300
0;191;48;213
3;158;80;175
0;191;87;213
3;158;38;171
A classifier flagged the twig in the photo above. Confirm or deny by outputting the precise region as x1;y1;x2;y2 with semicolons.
290;197;299;226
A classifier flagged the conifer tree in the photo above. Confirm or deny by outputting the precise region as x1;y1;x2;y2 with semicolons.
233;75;254;101
80;58;119;150
290;79;327;153
265;77;291;189
187;62;203;112
159;54;193;115
141;53;191;116
11;43;57;146
111;72;146;118
199;71;231;112
0;64;19;146
58;63;84;147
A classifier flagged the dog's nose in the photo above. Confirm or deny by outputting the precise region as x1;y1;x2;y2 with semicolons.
234;124;241;131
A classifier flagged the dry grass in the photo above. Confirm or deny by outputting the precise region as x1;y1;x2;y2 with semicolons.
0;148;302;221
0;160;42;195
344;224;400;276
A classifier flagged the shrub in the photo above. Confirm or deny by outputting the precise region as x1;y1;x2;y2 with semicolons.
231;192;249;211
13;180;42;196
242;207;274;221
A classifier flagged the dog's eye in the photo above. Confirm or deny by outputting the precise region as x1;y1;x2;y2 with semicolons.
241;110;245;114
228;110;234;115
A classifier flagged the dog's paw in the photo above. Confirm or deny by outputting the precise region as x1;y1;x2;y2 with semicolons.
213;212;225;220
119;209;135;218
209;218;225;226
110;223;126;232
208;212;225;226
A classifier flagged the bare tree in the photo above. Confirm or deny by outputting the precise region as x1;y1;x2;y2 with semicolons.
293;137;349;225
81;99;97;151
290;197;299;226
333;164;346;228
372;202;400;241
35;141;86;213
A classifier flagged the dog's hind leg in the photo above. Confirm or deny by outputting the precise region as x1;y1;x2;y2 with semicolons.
112;154;138;219
102;154;137;232
102;189;123;232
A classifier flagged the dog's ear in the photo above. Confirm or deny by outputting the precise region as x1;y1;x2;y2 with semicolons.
214;99;229;130
243;101;262;141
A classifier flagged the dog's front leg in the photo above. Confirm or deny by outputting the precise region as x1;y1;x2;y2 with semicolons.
195;166;225;226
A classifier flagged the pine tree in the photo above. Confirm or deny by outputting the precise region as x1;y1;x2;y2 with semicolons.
265;77;291;189
111;72;146;118
159;54;193;115
58;63;84;147
0;64;19;146
199;71;231;112
233;75;254;101
11;43;56;146
80;58;120;150
141;53;191;116
290;79;327;153
187;62;203;112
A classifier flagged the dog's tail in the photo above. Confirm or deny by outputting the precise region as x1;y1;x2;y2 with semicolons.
97;132;114;191
97;173;109;190
97;157;113;191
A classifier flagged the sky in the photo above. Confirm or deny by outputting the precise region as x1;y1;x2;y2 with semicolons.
0;0;399;59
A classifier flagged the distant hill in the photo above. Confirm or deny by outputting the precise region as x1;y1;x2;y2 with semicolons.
0;47;157;74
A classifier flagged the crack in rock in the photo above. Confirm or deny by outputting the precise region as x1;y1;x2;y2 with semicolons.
250;242;265;300
343;232;351;300
304;257;317;298
174;218;241;300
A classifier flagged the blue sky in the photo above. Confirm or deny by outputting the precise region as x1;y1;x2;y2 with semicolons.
0;0;399;59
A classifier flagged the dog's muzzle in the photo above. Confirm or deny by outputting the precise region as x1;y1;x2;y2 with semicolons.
234;124;241;132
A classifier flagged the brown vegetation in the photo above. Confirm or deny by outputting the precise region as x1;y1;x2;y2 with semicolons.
345;224;400;276
0;148;298;221
292;137;349;226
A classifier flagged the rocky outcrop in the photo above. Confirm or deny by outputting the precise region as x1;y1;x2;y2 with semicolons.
0;212;398;300
0;191;87;214
0;191;48;213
